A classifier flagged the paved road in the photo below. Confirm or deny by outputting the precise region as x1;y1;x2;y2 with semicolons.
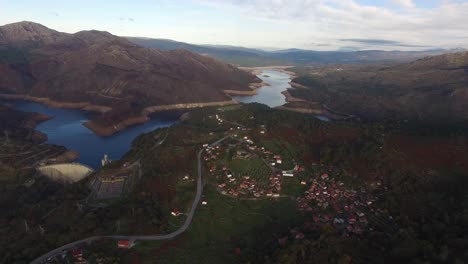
31;136;229;264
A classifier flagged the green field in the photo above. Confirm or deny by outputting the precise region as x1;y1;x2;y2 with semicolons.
260;140;298;170
228;158;271;186
134;186;303;263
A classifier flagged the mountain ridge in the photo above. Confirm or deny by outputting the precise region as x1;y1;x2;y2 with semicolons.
127;36;465;66
0;21;260;136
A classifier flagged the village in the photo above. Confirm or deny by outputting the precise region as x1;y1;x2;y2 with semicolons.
199;113;390;238
201;118;302;199
39;110;392;263
295;166;390;236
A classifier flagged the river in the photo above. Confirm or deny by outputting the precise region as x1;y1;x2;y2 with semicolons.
232;69;291;107
233;69;330;121
3;100;179;169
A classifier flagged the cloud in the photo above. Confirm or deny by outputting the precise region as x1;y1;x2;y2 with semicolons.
118;17;135;22
392;0;415;8
194;0;468;50
340;39;429;48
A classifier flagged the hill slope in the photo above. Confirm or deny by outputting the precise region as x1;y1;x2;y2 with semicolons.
0;22;260;135
287;52;468;122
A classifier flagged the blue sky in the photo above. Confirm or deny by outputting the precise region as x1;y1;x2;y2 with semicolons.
1;0;467;50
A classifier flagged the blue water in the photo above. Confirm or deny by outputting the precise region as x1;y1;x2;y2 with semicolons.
233;70;290;108
233;70;330;121
3;100;178;168
315;115;330;122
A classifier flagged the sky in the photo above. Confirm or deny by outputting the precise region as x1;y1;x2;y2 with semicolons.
0;0;467;51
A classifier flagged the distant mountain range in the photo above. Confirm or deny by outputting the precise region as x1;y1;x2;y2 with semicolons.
127;37;465;66
0;21;260;135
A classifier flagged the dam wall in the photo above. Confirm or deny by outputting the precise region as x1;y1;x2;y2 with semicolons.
37;163;94;183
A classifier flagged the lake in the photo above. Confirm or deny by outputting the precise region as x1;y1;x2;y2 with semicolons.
3;70;328;169
232;70;290;108
233;70;330;121
3;100;179;169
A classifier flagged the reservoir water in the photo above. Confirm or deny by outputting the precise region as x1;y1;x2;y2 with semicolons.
232;70;290;108
3;71;327;169
3;100;178;169
233;70;330;121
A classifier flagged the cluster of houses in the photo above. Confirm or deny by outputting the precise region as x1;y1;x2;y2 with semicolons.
203;133;303;199
296;171;381;235
203;143;222;162
215;169;283;198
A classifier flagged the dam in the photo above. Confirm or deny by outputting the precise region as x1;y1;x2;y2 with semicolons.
37;163;95;183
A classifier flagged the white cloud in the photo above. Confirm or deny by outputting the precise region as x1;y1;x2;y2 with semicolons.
193;0;468;50
392;0;415;8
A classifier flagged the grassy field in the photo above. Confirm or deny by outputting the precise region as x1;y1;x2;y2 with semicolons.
260;140;298;170
133;186;303;263
281;177;308;197
229;158;271;186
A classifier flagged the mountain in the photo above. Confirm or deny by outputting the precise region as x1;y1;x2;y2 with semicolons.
0;21;67;45
287;51;468;122
126;37;285;67
0;22;260;135
266;49;462;64
126;36;462;66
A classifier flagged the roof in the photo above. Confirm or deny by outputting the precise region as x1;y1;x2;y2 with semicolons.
117;240;132;248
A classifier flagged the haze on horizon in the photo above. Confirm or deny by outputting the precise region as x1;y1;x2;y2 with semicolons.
0;0;467;51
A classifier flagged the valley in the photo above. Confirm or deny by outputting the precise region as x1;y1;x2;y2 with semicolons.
0;7;468;263
4;104;465;263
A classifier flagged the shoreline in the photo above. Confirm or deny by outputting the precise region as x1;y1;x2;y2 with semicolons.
240;66;297;78
0;93;112;113
224;82;270;96
86;100;238;137
281;89;307;103
0;93;243;137
0;103;80;163
1;66;325;137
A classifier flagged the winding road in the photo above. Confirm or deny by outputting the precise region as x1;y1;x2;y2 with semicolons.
31;136;229;264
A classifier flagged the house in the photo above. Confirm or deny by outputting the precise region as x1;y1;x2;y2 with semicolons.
117;240;133;248
295;232;305;240
171;209;181;216
71;249;83;259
